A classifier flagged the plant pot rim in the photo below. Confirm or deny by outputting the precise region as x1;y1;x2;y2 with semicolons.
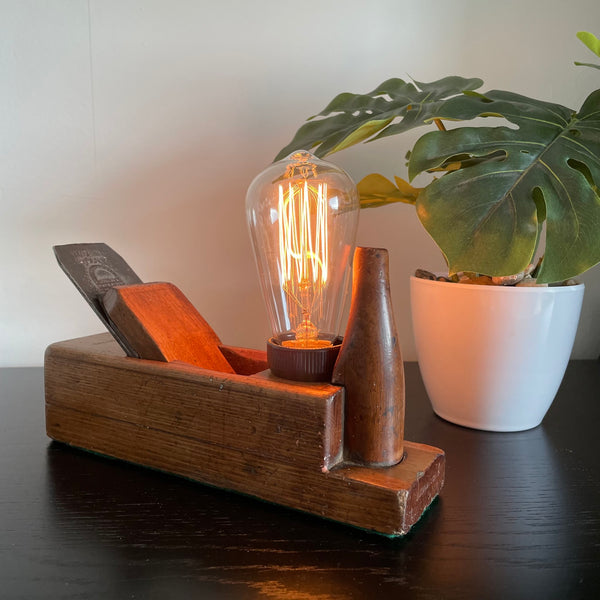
410;275;585;294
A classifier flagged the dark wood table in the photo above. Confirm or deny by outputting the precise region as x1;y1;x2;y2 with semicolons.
1;361;599;599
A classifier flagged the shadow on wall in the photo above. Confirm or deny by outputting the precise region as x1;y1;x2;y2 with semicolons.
33;139;271;352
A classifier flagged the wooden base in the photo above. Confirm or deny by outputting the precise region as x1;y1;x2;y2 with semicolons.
44;333;445;536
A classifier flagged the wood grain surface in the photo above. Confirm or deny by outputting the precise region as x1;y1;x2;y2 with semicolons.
218;344;269;375
1;359;599;599
102;282;235;373
44;334;444;536
333;247;405;466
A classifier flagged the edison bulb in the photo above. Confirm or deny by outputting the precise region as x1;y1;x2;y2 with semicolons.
246;151;359;380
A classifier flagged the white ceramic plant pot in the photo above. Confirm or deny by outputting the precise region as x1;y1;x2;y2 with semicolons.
410;276;585;432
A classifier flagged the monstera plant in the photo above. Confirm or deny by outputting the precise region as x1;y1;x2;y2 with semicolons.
275;32;600;285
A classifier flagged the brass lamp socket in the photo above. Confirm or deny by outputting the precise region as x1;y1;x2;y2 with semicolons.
267;336;343;382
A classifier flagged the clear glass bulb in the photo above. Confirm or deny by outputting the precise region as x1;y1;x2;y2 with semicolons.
246;151;359;352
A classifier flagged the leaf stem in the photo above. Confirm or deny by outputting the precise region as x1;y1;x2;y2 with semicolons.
434;118;447;131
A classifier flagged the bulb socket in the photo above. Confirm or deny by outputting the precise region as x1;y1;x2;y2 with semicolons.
267;335;342;382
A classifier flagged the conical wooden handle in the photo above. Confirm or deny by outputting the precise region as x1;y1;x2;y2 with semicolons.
332;247;405;466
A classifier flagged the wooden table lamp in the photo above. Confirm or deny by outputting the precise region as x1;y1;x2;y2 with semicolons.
45;152;445;537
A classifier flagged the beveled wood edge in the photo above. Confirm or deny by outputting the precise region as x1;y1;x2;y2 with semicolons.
218;344;268;375
329;444;445;533
45;333;344;400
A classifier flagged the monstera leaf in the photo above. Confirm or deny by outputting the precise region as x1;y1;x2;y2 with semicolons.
410;89;600;283
274;76;483;161
275;70;600;283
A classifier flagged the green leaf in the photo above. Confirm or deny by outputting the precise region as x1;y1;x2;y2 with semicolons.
274;76;483;161
357;173;421;209
411;90;600;283
575;61;600;70
577;31;600;58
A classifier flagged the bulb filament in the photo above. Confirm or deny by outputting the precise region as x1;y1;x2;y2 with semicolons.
278;180;331;347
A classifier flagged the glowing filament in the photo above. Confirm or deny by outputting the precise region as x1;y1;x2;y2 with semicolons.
278;181;330;345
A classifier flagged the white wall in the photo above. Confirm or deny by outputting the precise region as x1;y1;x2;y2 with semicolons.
1;0;599;366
